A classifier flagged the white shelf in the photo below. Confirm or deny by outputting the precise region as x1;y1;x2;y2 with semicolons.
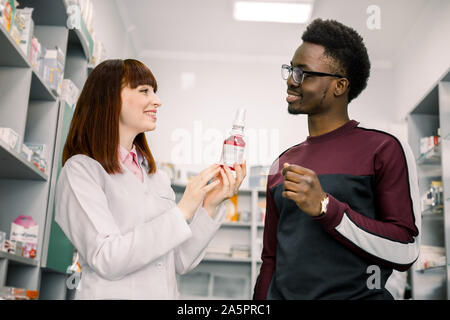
221;222;251;228
30;69;58;101
415;265;446;273
0;20;29;67
408;75;450;300
417;145;441;166
203;255;251;263
0;23;58;101
0;140;48;181
0;251;39;267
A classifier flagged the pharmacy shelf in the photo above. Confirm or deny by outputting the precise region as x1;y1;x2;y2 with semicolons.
0;24;58;101
68;21;93;63
0;21;29;67
0;251;39;267
417;145;441;166
422;211;444;220
0;0;102;299
19;0;94;63
416;265;447;274
407;70;450;300
222;222;251;228
18;0;68;27
173;181;266;299
0;140;48;181
30;69;58;101
203;255;252;263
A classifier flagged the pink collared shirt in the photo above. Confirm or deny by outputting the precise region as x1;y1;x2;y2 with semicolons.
118;144;143;183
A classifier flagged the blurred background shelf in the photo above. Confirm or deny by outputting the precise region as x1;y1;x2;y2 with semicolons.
0;140;48;181
0;251;39;267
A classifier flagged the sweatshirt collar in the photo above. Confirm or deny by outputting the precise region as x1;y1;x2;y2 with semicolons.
306;120;359;144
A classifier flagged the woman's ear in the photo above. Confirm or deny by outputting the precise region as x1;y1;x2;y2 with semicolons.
334;78;350;98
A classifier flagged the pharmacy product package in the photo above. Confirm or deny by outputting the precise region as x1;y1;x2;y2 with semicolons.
10;215;38;259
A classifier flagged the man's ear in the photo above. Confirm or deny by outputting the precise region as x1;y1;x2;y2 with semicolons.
334;78;350;98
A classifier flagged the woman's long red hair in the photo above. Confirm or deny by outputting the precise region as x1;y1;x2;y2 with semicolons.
62;59;157;174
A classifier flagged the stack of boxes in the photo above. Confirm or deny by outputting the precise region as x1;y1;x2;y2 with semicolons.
420;128;441;159
0;216;38;260
0;127;49;174
1;1;65;96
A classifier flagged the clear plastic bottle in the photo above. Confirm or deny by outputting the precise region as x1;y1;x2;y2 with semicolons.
221;109;246;171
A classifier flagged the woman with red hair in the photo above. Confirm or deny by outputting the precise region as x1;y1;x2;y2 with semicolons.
55;59;246;299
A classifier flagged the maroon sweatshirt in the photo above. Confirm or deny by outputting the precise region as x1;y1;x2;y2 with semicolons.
253;120;420;300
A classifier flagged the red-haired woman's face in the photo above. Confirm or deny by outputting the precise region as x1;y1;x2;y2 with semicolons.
120;84;162;135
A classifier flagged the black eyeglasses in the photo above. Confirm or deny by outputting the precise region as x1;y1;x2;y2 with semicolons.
281;64;344;84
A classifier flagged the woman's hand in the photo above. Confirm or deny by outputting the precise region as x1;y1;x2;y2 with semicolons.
203;161;247;217
177;164;222;221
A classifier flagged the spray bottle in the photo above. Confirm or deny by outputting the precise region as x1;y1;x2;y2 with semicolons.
221;109;246;171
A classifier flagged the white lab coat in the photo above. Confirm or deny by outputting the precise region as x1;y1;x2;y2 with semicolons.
54;154;225;299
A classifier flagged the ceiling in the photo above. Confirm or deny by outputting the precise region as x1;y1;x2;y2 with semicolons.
115;0;428;67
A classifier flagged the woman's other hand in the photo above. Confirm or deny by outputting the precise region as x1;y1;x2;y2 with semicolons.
203;161;247;217
177;164;221;220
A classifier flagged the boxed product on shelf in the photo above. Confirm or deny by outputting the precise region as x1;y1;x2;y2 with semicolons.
420;135;440;157
9;6;24;45
4;239;15;254
249;165;270;189
422;180;444;214
0;230;6;251
41;46;65;95
16;7;33;57
14;240;24;256
240;210;251;222
224;198;238;222
230;244;250;258
61;79;80;110
416;245;446;271
258;199;266;222
206;246;230;257
0;0;15;32
0;127;20;152
0;287;39;300
29;36;41;71
20;143;33;162
10;215;38;259
25;143;48;173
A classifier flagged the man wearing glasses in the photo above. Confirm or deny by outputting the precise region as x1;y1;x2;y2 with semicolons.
253;19;420;300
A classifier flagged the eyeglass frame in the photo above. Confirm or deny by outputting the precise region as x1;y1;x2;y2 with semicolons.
281;64;345;84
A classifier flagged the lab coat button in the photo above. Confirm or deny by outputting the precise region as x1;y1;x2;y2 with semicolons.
156;262;163;268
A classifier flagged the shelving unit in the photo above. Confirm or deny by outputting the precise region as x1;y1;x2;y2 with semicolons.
407;68;450;300
0;0;95;300
173;182;266;299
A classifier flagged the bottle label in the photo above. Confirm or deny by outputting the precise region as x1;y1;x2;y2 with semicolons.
222;144;245;167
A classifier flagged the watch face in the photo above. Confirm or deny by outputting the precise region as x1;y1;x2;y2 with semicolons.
321;197;329;213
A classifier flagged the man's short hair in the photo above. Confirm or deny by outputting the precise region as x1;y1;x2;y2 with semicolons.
302;18;371;103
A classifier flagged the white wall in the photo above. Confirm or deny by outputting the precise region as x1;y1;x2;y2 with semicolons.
140;0;450;170
91;0;137;59
140;53;395;174
393;0;450;121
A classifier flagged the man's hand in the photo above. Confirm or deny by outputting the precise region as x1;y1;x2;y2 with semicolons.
281;163;327;217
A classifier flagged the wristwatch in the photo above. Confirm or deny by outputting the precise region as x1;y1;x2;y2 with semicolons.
319;194;329;216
